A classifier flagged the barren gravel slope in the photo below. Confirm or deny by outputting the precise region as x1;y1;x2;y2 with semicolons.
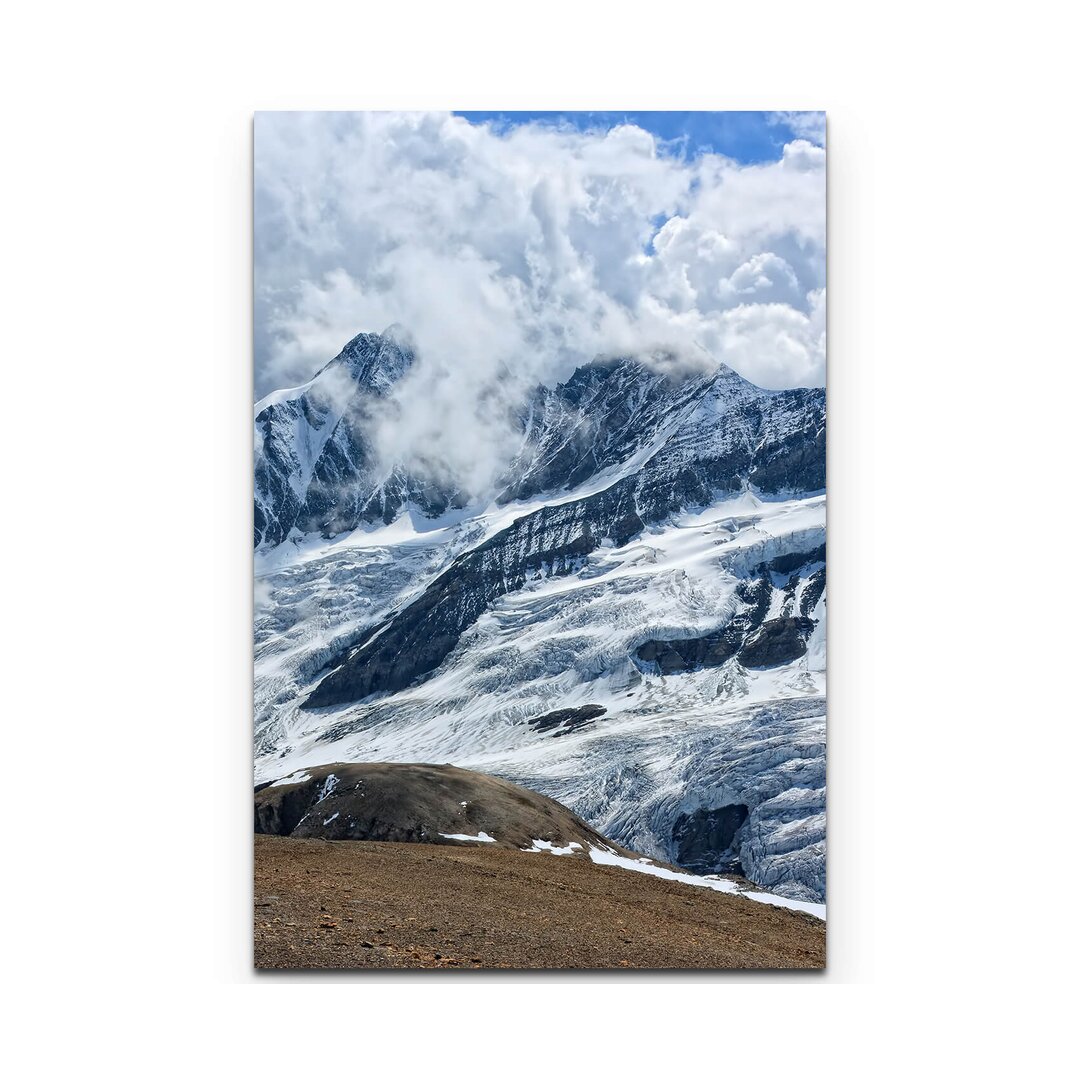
254;835;825;970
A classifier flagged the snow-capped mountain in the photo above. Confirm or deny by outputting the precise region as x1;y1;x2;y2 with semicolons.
254;326;467;547
254;328;826;903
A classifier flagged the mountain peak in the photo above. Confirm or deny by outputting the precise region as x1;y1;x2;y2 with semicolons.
380;322;416;351
322;327;414;393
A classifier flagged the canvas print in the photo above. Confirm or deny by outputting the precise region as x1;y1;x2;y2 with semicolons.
253;111;826;969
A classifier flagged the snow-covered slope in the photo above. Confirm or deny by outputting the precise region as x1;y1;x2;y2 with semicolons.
254;330;826;903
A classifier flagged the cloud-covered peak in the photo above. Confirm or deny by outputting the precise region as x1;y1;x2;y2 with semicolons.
380;322;416;351
255;111;825;415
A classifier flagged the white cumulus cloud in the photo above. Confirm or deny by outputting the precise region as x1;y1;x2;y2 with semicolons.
254;112;825;489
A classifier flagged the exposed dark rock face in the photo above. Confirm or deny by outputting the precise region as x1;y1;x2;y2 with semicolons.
635;572;773;676
253;777;315;835
303;478;644;707
736;574;775;629
631;380;825;522
744;391;827;495
738;617;816;669
637;631;743;673
496;358;717;504
528;704;607;736
254;762;625;854
761;544;826;577
672;804;750;872
800;568;826;616
635;557;822;678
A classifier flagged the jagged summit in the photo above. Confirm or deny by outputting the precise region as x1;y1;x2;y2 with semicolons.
315;328;414;390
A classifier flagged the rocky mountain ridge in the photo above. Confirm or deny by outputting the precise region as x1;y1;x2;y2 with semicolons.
255;330;824;551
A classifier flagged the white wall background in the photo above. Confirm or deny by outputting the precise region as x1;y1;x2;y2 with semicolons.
2;1;1076;1074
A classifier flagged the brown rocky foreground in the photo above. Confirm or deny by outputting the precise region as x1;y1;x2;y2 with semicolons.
254;834;825;970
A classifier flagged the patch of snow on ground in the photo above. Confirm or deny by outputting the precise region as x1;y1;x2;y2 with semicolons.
439;831;497;843
522;840;583;855
268;770;311;788
587;846;825;920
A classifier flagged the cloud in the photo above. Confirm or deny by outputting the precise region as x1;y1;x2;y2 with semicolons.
782;138;828;172
255;112;826;492
768;111;827;147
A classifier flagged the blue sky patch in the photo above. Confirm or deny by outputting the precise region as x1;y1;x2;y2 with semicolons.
455;111;822;164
